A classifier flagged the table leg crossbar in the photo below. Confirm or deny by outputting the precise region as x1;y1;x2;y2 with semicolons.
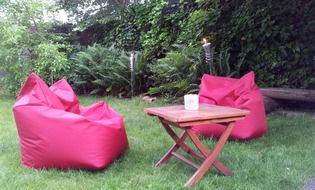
156;117;235;187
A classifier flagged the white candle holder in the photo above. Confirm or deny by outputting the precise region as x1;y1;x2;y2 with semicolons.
184;94;199;110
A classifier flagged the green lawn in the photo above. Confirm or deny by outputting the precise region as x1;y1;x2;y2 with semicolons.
0;94;314;190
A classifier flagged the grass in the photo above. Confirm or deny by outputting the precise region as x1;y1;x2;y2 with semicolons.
0;93;314;190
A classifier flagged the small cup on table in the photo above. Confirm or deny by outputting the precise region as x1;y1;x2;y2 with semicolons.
184;94;199;110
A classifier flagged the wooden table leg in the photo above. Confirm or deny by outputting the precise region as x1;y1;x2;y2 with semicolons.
155;130;188;167
156;118;236;187
155;118;206;169
184;122;235;187
160;118;207;160
186;128;233;176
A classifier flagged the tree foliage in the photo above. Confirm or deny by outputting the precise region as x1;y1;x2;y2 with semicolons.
0;0;72;94
56;0;133;28
212;0;315;88
1;0;314;96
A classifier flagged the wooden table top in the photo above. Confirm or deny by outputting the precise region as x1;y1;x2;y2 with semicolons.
144;104;250;123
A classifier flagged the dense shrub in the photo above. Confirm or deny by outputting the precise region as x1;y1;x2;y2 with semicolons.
1;0;314;96
102;0;197;58
86;0;315;91
70;44;150;97
0;0;74;94
148;46;203;98
141;0;314;89
138;0;197;59
209;0;315;88
33;42;73;84
0;25;73;94
0;24;33;94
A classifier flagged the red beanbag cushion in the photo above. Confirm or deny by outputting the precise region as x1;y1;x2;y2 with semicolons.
49;79;80;113
193;71;267;140
13;73;128;170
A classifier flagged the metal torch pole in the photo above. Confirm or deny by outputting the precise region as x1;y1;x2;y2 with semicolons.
202;38;212;74
130;53;135;97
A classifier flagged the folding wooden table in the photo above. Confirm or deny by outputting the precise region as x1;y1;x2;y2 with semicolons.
144;104;249;187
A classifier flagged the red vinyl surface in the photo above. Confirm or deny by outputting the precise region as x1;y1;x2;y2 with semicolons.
193;71;267;140
13;73;128;170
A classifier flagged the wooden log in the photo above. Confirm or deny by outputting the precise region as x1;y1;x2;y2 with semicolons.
263;96;279;113
261;88;315;102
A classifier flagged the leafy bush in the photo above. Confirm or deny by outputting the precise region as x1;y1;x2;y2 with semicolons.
0;0;75;94
102;0;197;58
152;0;314;89
211;0;315;88
178;0;220;46
70;44;123;95
148;46;203;98
70;44;149;97
2;0;314;97
206;48;244;78
0;24;73;94
33;42;73;84
0;24;32;94
178;10;209;45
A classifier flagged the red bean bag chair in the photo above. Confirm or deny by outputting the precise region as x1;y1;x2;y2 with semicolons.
193;71;267;140
13;73;128;170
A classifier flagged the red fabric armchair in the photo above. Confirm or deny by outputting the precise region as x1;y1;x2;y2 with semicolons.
193;71;267;140
13;73;128;170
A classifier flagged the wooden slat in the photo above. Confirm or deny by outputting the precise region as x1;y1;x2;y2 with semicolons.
155;131;188;167
144;104;249;123
160;116;245;128
177;116;246;127
171;152;200;169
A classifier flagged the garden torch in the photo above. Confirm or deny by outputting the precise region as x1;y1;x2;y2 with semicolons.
130;52;135;97
202;38;212;74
